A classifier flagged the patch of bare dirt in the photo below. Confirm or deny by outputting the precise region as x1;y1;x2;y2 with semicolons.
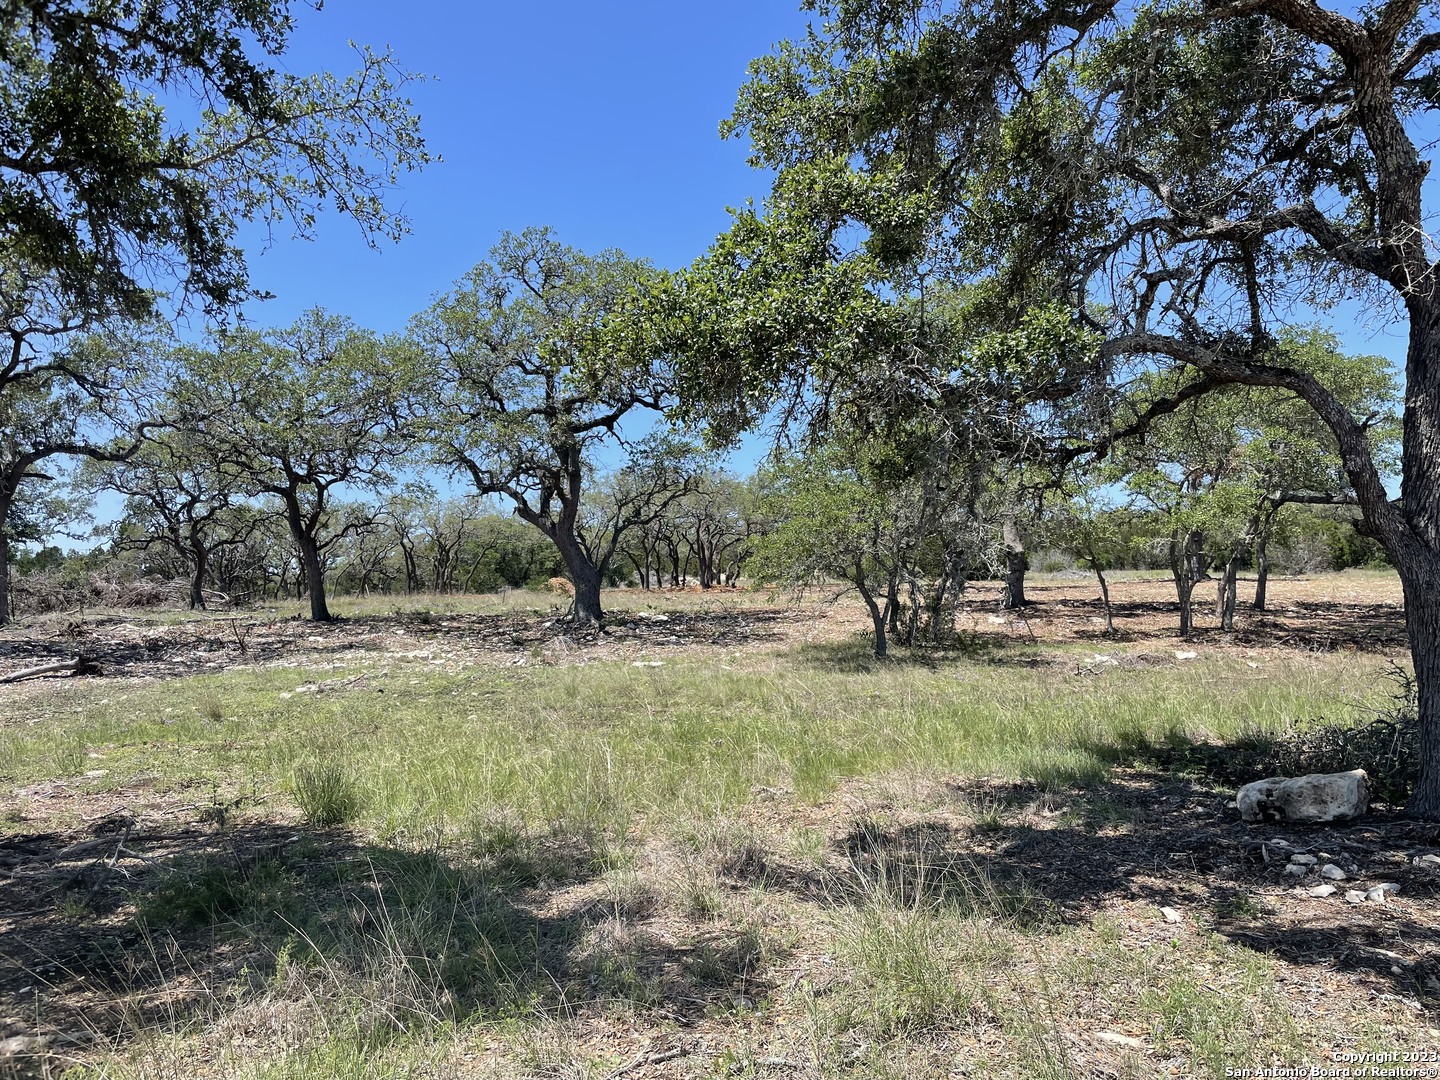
956;571;1407;652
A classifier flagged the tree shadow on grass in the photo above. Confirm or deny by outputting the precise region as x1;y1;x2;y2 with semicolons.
787;635;1038;674
1038;591;1408;653
739;768;1440;1011
0;819;783;1078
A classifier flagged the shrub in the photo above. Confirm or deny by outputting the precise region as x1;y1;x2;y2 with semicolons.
1264;676;1416;805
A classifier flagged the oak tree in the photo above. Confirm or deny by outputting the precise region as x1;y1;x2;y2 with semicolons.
723;0;1440;814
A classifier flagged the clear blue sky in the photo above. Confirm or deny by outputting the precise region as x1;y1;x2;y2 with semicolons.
69;2;813;543
232;1;815;332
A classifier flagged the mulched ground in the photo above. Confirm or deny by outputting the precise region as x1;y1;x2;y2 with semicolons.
0;571;1410;696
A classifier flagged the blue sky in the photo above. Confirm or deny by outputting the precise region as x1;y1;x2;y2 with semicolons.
230;2;1412;382
232;1;815;332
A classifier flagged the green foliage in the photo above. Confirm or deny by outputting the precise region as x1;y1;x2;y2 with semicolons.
139;858;297;929
411;228;700;622
750;446;893;588
1118;667;1419;805
0;1;432;319
166;309;418;619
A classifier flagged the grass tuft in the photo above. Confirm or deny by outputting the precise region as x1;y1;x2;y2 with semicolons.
292;762;364;826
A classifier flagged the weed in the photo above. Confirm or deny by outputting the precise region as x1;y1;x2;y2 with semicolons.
1212;891;1270;920
196;695;226;722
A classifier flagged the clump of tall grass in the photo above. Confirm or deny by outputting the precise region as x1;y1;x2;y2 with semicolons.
292;762;364;826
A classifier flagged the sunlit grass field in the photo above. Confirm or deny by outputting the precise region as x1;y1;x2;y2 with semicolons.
2;644;1389;839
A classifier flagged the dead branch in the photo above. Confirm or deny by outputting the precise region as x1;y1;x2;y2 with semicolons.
0;656;103;684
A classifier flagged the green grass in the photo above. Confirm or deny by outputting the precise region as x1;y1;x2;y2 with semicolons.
291;761;365;826
0;646;1390;842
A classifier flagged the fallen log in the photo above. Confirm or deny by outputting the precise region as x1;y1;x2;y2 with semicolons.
0;655;103;684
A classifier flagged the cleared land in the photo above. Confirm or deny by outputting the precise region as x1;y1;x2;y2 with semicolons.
0;570;1434;1079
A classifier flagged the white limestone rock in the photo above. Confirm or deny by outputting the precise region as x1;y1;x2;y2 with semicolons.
1236;770;1369;825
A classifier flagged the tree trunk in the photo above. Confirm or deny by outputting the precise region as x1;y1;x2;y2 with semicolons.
903;577;921;646
1218;556;1239;631
1253;506;1278;611
189;545;209;611
1217;516;1258;631
1095;565;1115;636
0;536;10;627
1400;304;1440;817
571;561;602;626
1403;556;1440;817
855;573;887;659
0;491;12;626
555;535;603;626
293;532;332;621
1000;515;1027;609
1170;530;1200;638
1254;536;1270;611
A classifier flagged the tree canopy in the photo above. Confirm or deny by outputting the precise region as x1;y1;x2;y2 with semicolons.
170;310;416;621
0;0;432;319
702;0;1440;815
411;227;698;626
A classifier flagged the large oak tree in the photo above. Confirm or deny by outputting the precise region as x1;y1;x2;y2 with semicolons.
411;228;696;626
0;0;432;319
172;310;415;621
713;0;1440;815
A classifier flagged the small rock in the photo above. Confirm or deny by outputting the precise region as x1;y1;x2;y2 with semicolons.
1380;882;1401;894
1320;863;1347;880
1174;650;1198;660
1307;884;1337;898
1289;854;1317;865
1095;1032;1145;1049
1160;906;1182;924
1345;890;1367;904
1420;854;1440;865
0;1036;48;1058
1283;863;1308;877
1366;887;1389;903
